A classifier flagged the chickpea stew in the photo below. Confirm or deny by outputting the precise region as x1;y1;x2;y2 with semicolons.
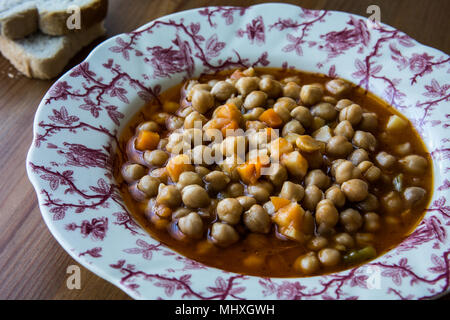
117;67;432;277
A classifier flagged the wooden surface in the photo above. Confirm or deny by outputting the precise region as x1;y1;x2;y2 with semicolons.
0;0;448;300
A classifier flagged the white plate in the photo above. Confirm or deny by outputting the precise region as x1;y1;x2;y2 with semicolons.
27;3;450;299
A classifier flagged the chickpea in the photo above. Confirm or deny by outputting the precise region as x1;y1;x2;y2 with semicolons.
348;148;369;166
248;181;273;203
156;185;182;208
137;175;160;197
267;163;288;187
137;121;160;132
302;185;324;211
359;113;378;132
243;107;265;121
357;161;381;183
339;104;362;125
302;150;324;170
364;212;381;232
341;179;369;202
275;97;297;111
381;191;403;214
326;136;354;158
166;116;184;131
356;193;379;212
273;103;292;123
399;155;428;175
144;150;169;167
171;208;190;220
122;163;147;183
311;102;338;121
226;95;244;108
187;83;211;100
184;111;207;129
291;106;313;128
243;91;267;109
334;120;354;140
300;84;324;106
325;79;351;97
235;77;260;96
282;119;305;137
210;222;239;247
333;233;355;249
294;252;320;274
312;123;333;142
211;81;237;101
237;196;257;210
302;211;315;235
334;160;362;184
352;131;377;152
340;208;363;233
226;183;245;198
204;171;231;192
305;169;330;190
195;166;210;177
307;236;329;251
243;204;271;233
178;212;204;239
281;75;301;85
217;198;243;225
191;89;214;113
375;152;396;170
259;77;282;98
176;171;203;190
355;233;375;247
283;82;301;99
279;181;305;202
242;67;256;76
403;187;426;208
318;248;341;267
182;185;210;208
325;185;346;208
335;99;353;111
316;199;339;228
158;138;169;150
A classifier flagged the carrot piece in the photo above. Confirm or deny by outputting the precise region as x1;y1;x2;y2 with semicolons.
230;69;245;80
272;203;306;242
135;131;160;151
259;108;283;128
215;103;242;122
150;167;168;184
264;127;278;141
270;197;292;211
166;154;194;182
221;120;240;137
237;162;261;185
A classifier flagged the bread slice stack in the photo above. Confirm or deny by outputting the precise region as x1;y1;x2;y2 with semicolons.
0;0;108;79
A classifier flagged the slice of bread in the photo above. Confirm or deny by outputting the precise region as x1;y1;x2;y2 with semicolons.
0;0;108;39
0;21;105;79
0;1;39;39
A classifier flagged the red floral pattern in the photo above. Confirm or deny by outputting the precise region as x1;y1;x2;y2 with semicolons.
27;4;449;299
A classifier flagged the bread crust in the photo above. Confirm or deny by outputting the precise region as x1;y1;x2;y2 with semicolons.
0;22;106;79
0;6;39;40
39;0;108;35
0;0;108;39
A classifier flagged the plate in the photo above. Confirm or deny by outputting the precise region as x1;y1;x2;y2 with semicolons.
26;3;450;299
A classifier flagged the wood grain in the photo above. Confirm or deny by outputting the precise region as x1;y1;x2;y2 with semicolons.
0;0;448;300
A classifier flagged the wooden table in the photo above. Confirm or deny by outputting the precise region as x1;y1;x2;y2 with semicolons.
0;0;448;300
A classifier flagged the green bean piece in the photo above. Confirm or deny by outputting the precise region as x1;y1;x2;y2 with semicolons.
343;246;377;264
393;174;404;192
